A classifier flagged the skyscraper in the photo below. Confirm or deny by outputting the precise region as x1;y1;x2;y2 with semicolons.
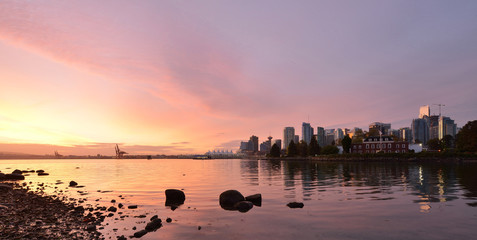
249;135;259;152
283;127;295;150
411;118;429;144
369;122;391;135
302;122;314;144
316;127;325;146
334;128;344;142
428;115;439;139
438;116;457;139
419;105;430;118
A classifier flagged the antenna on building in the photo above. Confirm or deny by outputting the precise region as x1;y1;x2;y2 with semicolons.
433;103;445;116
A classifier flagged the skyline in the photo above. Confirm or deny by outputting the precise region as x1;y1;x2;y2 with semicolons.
1;1;477;155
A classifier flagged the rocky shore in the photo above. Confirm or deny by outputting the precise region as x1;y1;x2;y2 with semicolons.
0;181;102;240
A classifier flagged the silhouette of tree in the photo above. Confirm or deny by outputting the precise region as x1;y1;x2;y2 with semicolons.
456;120;477;152
342;135;352;153
427;138;441;151
308;136;320;156
440;135;454;150
287;140;298;157
298;140;309;157
270;143;281;157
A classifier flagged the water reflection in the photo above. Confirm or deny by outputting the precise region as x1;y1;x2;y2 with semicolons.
239;160;477;210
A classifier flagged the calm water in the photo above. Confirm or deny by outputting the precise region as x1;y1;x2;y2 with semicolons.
1;159;477;240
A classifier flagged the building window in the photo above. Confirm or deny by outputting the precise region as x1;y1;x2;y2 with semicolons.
366;144;369;149
371;144;375;149
383;144;386;149
388;143;391;148
396;144;399;149
359;145;362;149
396;150;399;153
402;144;405;148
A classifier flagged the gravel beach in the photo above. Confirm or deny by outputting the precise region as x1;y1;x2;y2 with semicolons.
0;181;103;240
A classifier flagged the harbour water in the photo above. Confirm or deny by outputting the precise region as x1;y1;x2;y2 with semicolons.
1;159;477;239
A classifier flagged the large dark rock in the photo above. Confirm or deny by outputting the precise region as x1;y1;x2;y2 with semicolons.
245;194;262;206
145;218;162;231
234;201;253;213
0;172;5;181
287;202;304;208
128;205;138;209
133;230;148;238
5;174;25;180
108;206;117;212
12;169;23;175
69;181;78;187
219;190;245;210
36;170;45;173
165;189;185;205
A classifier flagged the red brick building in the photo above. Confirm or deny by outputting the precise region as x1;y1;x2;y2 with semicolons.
351;136;409;154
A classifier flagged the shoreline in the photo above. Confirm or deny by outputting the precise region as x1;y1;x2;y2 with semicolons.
0;181;103;240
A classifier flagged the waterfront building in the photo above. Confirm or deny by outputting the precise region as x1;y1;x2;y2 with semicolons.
316;127;325;146
439;116;457;139
369;122;391;135
351;136;409;154
411;118;429;144
302;122;314;144
283;127;295;150
249;135;259;152
419;105;430;118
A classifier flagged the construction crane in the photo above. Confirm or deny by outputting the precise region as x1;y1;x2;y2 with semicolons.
433;103;445;116
115;144;128;159
54;151;62;158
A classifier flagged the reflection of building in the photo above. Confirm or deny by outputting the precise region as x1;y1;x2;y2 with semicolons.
412;118;429;144
351;136;409;153
439;116;457;139
283;127;295;150
302;122;314;144
316;127;325;146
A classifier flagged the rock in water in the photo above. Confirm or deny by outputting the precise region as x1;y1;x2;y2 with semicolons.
38;172;49;176
0;173;6;181
12;169;23;174
108;206;117;212
133;229;148;238
128;205;138;209
69;181;78;187
287;202;304;208
145;218;162;231
165;189;186;206
234;201;254;213
245;194;262;206
5;174;25;180
219;190;245;210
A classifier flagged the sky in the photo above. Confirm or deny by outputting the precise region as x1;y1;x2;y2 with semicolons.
1;0;476;155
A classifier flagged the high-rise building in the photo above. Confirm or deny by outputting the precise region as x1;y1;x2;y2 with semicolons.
428;115;439;139
249;135;259;152
316;127;325;146
419;105;430;118
399;127;412;143
411;118;429;144
302;122;314;144
439;116;457;139
334;128;344;142
259;136;273;153
369;122;391;135
294;135;299;144
283;127;295;150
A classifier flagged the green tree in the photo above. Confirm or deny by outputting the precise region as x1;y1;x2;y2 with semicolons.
269;143;281;157
427;138;441;151
298;140;309;157
308;136;321;156
342;135;352;153
456;120;477;152
321;145;339;155
287;140;298;157
367;128;380;137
